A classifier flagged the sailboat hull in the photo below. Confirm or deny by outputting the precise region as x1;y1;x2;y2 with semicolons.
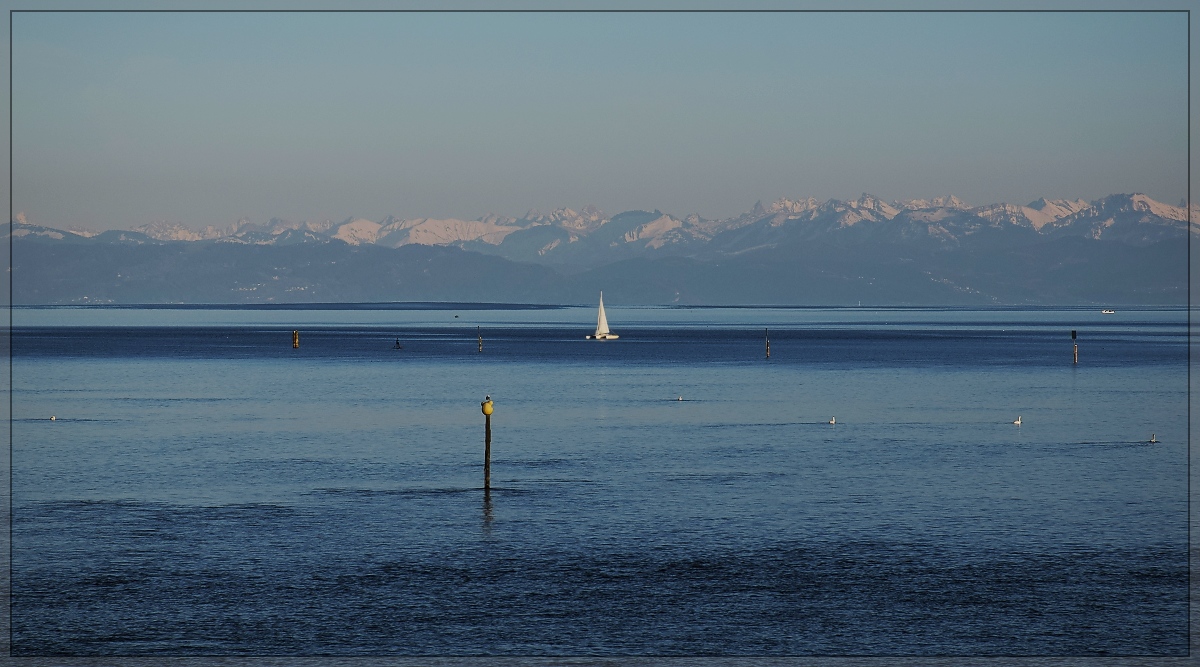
586;333;619;340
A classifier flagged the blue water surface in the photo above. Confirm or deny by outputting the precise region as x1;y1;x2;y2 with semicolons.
10;306;1189;656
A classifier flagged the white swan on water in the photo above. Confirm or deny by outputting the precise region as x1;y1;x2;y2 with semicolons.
1013;416;1022;426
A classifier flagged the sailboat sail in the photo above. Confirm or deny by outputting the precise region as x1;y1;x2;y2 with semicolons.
596;292;610;336
587;291;618;339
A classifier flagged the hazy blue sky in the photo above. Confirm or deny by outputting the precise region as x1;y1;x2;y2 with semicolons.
11;10;1188;231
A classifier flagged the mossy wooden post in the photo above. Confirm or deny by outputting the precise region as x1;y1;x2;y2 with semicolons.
293;330;299;349
1072;329;1078;364
481;395;494;490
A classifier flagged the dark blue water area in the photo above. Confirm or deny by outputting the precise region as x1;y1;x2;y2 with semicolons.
10;322;1186;368
10;310;1190;656
13;499;1186;656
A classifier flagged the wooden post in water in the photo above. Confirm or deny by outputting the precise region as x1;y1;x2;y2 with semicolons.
478;326;483;353
1072;329;1078;364
292;330;299;349
765;328;770;359
481;395;493;490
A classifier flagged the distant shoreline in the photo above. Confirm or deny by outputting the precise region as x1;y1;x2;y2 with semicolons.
10;301;569;311
8;302;1186;312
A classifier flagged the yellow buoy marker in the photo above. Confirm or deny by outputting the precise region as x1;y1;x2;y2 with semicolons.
481;395;494;490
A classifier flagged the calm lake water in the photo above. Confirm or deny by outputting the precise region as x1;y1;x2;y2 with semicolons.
10;305;1189;656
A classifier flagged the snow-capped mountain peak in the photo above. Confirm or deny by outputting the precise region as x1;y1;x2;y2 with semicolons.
376;216;523;248
478;212;518;226
332;217;383;245
896;195;970;211
15;193;1191;263
767;197;821;215
133;221;210;241
850;193;900;219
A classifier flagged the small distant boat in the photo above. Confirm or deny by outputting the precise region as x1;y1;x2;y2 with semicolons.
1150;433;1158;443
1102;309;1115;314
1013;416;1022;426
585;292;619;340
828;417;836;425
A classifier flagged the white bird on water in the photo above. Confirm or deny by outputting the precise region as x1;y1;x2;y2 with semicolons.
829;417;836;425
49;416;56;421
1150;433;1158;443
1013;416;1022;426
678;396;683;401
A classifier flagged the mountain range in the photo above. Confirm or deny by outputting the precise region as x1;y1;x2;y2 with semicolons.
10;193;1193;305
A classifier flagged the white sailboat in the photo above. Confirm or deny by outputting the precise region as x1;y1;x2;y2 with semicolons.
585;292;619;340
